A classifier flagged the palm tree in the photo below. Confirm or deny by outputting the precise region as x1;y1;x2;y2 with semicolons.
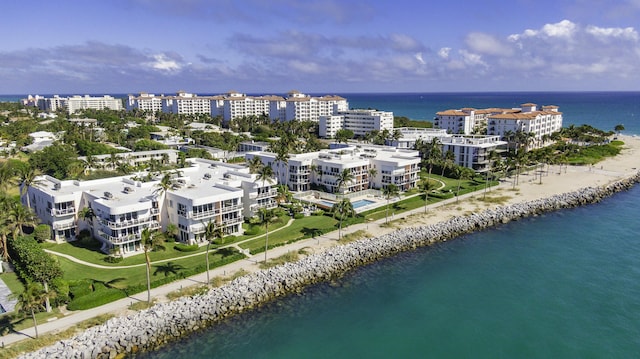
154;172;174;221
382;184;399;223
421;137;441;210
203;219;223;285
274;148;290;190
454;166;474;201
335;168;355;195
8;202;38;238
0;162;17;193
367;167;377;189
14;281;46;339
140;228;164;305
614;124;625;136
332;198;355;241
0;220;11;261
18;165;42;210
441;150;455;176
258;208;280;263
247;156;263;174
77;207;95;239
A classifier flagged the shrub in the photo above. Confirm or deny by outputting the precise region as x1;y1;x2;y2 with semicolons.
34;224;52;242
104;255;123;263
312;209;325;216
293;213;304;219
67;288;126;310
174;243;199;252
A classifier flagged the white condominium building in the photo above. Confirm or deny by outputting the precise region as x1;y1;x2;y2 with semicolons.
25;95;123;114
284;91;349;122
387;127;507;172
319;109;394;138
23;159;277;256
440;135;508;173
162;91;213;115
218;91;283;122
77;150;179;171
126;93;164;113
245;144;420;193
487;103;563;148
435;103;563;147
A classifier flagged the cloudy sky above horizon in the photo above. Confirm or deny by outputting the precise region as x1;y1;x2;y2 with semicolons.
2;0;640;94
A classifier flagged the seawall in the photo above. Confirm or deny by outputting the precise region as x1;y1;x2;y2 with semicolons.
18;171;640;359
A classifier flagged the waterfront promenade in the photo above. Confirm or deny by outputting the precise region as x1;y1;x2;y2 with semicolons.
2;135;639;350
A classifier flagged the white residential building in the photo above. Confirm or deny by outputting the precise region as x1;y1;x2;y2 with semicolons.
246;144;420;193
77;150;179;171
162;91;213;115
440;135;508;173
487;103;563;148
67;95;123;114
319;109;394;138
23;159;277;255
385;127;449;149
284;91;349;122
434;110;474;135
126;93;165;113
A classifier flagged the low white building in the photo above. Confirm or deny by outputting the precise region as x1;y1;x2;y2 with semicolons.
246;144;420;193
23;158;277;255
440;135;508;173
319;109;394;138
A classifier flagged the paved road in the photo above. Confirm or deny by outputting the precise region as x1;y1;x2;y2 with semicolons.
0;185;496;348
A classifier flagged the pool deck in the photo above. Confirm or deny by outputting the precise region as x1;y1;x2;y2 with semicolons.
304;195;384;213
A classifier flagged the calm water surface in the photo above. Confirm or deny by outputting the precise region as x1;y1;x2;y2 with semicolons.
137;186;640;358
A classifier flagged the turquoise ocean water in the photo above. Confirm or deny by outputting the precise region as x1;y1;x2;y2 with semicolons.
133;93;640;358
4;92;640;357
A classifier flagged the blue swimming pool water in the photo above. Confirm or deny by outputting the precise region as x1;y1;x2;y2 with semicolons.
352;199;375;208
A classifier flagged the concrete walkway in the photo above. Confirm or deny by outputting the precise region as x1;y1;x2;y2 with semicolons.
0;185;495;348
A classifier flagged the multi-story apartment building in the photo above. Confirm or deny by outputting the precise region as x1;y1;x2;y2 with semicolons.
385;127;507;172
126;92;164;113
440;135;508;173
319;109;395;138
25;95;123;114
435;103;563;148
245;144;421;193
284;91;349;122
162;91;213;115
23;158;277;256
77;150;179;171
487;103;563;149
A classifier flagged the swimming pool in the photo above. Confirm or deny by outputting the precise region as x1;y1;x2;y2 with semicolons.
352;199;375;208
319;199;376;209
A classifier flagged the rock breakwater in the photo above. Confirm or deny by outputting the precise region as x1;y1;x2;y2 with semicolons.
19;172;640;359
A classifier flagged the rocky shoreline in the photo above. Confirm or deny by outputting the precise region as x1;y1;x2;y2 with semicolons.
19;172;640;359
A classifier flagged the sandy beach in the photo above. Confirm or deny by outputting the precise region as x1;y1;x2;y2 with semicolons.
4;135;640;350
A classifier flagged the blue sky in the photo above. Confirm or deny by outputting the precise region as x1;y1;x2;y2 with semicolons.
2;0;639;94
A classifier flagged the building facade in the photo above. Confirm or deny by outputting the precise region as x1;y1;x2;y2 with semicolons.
23;159;277;256
319;109;395;138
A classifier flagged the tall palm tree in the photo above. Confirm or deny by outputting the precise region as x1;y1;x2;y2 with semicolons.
0;219;11;261
153;172;174;221
203;219;223;285
0;162;17;193
141;228;164;305
441;150;455;176
8;202;38;238
382;184;399;223
454;166;474;201
256;162;275;194
421;137;441;210
77;207;95;238
14;281;46;338
247;156;263;174
274;148;290;190
332;198;355;241
258;208;280;263
335;168;354;195
19;165;42;210
367;167;377;189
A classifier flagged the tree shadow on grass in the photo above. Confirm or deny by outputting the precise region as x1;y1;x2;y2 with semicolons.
153;262;184;277
301;227;323;239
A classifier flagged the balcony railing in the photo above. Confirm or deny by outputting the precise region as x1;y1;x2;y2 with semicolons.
53;221;76;231
51;207;76;217
100;231;141;244
221;217;243;226
255;189;277;199
191;204;243;220
100;216;154;230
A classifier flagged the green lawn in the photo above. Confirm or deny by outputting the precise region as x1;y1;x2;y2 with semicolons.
0;272;24;295
239;215;338;253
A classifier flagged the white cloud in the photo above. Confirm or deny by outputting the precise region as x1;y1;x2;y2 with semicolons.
415;52;426;65
149;54;181;71
466;32;513;56
438;47;451;59
586;26;639;41
459;50;487;68
509;20;577;41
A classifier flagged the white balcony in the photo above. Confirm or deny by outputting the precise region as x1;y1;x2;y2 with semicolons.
51;207;76;217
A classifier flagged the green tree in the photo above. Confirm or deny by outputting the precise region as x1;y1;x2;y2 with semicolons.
28;143;78;179
335;168;354;195
8;202;38;237
141;228;164;305
382;184;400;223
18;165;43;209
258;208;281;263
203;220;224;285
33;224;52;242
335;129;354;144
454;166;475;201
77;207;95;239
14;281;47;338
614;124;625;135
331;198;355;241
247;156;263;174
